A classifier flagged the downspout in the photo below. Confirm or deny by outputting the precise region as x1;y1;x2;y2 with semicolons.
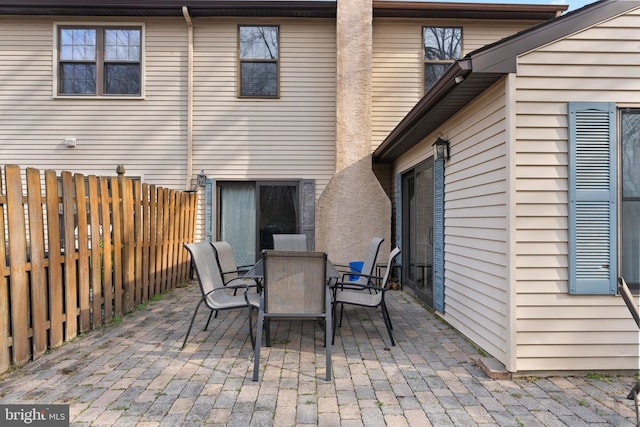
183;6;194;190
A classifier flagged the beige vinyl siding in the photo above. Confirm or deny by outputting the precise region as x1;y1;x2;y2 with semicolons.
371;18;544;150
442;83;509;364
394;82;509;364
0;17;189;188
192;18;336;195
514;9;640;371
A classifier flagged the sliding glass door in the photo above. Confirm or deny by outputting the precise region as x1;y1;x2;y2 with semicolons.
402;160;434;307
218;181;300;265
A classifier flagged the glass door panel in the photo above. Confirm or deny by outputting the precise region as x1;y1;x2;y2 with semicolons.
258;182;299;251
219;183;256;266
402;160;434;306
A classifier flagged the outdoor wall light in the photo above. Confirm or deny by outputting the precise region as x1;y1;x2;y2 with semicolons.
432;136;450;161
197;169;207;187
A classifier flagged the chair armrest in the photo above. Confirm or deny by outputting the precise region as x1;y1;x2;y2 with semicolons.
331;281;387;293
237;264;254;273
205;282;257;297
339;271;383;284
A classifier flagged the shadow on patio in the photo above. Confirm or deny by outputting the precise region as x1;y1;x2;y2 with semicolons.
0;282;636;426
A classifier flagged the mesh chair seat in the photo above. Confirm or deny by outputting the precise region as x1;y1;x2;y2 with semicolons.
333;247;401;347
182;242;258;349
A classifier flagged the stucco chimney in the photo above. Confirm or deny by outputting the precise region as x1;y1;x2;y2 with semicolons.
316;0;391;263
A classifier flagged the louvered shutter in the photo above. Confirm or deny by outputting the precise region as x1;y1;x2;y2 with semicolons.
301;179;315;250
395;174;402;263
568;102;617;294
433;158;445;311
204;178;215;243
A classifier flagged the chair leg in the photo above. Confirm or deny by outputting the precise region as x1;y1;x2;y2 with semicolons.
248;307;256;350
383;304;393;330
331;302;340;345
205;309;215;330
182;298;204;349
380;300;395;346
627;379;640;426
252;311;265;381
325;290;332;381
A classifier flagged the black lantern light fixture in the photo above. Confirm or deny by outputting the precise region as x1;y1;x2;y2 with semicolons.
432;136;450;161
197;169;207;187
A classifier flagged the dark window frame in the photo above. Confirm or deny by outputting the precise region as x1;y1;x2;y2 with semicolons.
422;26;462;93
57;25;143;97
238;25;280;99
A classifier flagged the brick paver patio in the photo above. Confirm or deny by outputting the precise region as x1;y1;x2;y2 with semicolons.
0;282;636;426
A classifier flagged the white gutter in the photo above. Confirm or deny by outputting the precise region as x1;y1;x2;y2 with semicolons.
183;6;194;190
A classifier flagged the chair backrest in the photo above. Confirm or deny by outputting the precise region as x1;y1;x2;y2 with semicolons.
618;277;640;329
351;237;384;285
262;250;327;316
380;247;401;288
184;242;225;297
273;234;308;251
211;241;240;281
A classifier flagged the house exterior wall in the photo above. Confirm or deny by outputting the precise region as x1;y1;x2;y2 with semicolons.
392;7;640;373
0;16;189;186
191;17;337;241
512;8;640;371
192;17;336;188
393;81;510;366
371;18;544;150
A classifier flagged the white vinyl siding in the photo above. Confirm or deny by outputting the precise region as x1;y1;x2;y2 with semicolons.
513;9;640;371
192;18;336;195
0;17;188;188
372;18;545;150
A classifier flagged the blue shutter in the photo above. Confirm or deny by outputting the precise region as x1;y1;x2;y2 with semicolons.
568;102;617;294
395;173;402;260
301;179;315;250
433;158;445;311
204;178;215;243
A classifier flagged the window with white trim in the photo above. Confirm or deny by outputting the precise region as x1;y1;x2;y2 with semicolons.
423;27;461;93
58;26;142;96
238;25;279;98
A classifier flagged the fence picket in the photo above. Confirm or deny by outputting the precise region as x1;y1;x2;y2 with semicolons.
61;171;78;341
122;178;135;313
75;174;90;333
99;177;113;323
133;181;143;305
141;184;150;302
88;176;102;328
5;165;30;365
26;168;47;359
44;170;64;348
0;168;10;372
111;177;123;317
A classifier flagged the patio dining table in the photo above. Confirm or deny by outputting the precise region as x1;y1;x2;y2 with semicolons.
243;254;341;283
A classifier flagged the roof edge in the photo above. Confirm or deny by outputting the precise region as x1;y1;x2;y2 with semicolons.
374;60;472;163
471;0;640;73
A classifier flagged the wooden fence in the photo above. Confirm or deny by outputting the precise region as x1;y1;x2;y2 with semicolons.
0;165;197;374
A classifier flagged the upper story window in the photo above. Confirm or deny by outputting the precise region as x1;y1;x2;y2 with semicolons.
423;27;462;93
238;25;279;98
58;26;142;97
